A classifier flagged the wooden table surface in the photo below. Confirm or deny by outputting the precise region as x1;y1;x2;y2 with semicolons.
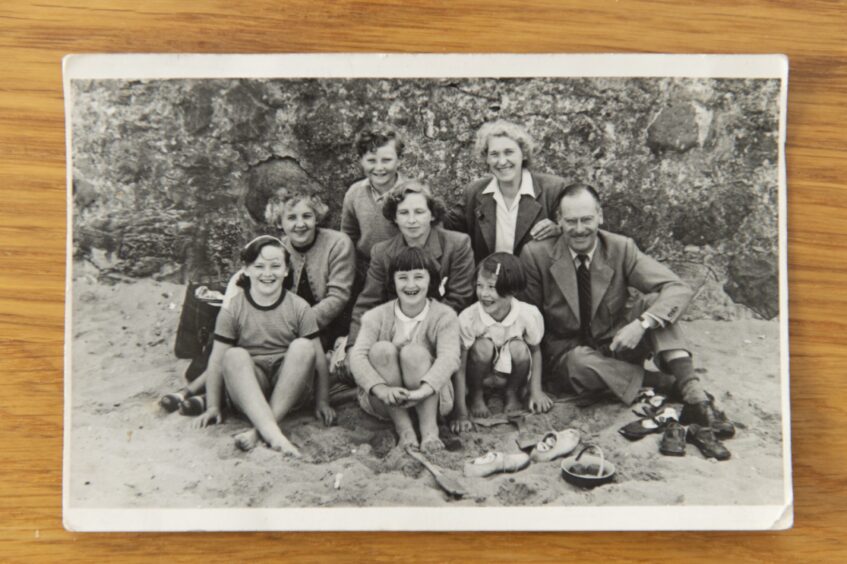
1;0;844;561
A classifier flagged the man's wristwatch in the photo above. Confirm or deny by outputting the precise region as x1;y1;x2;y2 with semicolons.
638;315;654;330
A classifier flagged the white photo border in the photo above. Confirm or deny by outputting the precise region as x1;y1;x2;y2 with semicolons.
62;53;791;532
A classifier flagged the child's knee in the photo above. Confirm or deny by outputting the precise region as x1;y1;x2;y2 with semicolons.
399;344;432;370
222;347;251;372
507;340;530;364
288;338;315;361
368;341;398;368
469;338;495;364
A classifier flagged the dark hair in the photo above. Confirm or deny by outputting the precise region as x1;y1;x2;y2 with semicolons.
355;126;405;158
381;179;445;225
552;182;602;221
476;252;526;297
235;235;287;290
385;247;442;300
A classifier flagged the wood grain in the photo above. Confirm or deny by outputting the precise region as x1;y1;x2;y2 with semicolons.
1;0;845;560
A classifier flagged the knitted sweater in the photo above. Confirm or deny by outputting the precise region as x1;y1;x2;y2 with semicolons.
350;299;461;395
281;228;355;329
340;177;402;259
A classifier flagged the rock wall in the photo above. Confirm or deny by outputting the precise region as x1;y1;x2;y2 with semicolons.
71;77;781;319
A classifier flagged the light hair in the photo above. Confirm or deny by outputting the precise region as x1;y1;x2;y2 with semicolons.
264;187;329;227
473;119;535;168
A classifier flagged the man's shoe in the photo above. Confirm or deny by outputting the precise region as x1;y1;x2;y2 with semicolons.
680;400;735;440
659;421;686;457
686;424;731;461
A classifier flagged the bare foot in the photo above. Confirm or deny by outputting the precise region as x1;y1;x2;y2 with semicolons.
469;393;491;419
268;436;302;458
398;430;419;450
420;436;445;453
234;429;261;452
504;391;523;415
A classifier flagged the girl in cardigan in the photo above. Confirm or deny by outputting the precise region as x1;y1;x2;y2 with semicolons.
349;247;461;453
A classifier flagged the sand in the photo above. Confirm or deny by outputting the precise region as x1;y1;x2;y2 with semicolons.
68;273;787;509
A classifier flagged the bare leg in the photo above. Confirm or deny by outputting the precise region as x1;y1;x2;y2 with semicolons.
399;344;442;453
224;342;311;458
467;338;495;418
186;372;206;395
505;340;530;414
368;341;418;448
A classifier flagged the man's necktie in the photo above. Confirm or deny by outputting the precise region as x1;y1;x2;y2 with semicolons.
577;254;591;338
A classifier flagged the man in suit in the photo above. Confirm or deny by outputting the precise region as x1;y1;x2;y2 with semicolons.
520;183;734;456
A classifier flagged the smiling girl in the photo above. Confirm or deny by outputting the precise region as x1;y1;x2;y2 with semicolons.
451;252;552;432
192;236;334;457
349;247;461;452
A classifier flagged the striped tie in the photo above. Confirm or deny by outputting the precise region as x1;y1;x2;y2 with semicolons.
577;254;591;339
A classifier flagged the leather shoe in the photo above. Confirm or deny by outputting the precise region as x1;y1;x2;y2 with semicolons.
659;421;686;457
680;400;735;440
686;424;731;461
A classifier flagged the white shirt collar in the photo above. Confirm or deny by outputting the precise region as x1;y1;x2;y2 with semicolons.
482;170;535;204
569;241;598;265
394;298;430;323
477;297;520;327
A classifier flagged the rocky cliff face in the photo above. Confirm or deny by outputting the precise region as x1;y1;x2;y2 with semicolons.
71;77;781;319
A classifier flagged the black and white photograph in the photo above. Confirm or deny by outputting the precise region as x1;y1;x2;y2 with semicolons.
63;54;791;531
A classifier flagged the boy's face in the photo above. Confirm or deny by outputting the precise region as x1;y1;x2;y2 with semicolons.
360;140;399;192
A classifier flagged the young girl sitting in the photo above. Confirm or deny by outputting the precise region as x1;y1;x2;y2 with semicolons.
349;247;461;453
192;235;335;457
451;252;553;432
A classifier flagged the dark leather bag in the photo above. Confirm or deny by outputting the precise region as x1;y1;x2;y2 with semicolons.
174;282;224;360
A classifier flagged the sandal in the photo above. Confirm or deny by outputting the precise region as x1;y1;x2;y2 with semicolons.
464;451;531;478
160;389;190;413
618;406;679;441
530;429;580;462
659;420;686;456
179;394;206;416
631;387;668;418
686;423;731;461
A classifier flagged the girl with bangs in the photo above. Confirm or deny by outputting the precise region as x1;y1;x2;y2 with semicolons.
349;247;461;453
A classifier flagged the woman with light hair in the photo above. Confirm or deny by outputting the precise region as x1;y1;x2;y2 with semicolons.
445;119;568;262
224;187;356;348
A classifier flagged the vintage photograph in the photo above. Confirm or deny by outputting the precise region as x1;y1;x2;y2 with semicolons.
63;54;790;531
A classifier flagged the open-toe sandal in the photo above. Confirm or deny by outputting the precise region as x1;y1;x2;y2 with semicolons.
618;406;678;441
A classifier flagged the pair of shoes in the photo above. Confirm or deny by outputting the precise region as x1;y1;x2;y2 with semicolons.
686;423;731;461
160;389;190;413
618;406;679;441
464;451;531;477
530;429;580;462
679;398;735;439
179;395;206;416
